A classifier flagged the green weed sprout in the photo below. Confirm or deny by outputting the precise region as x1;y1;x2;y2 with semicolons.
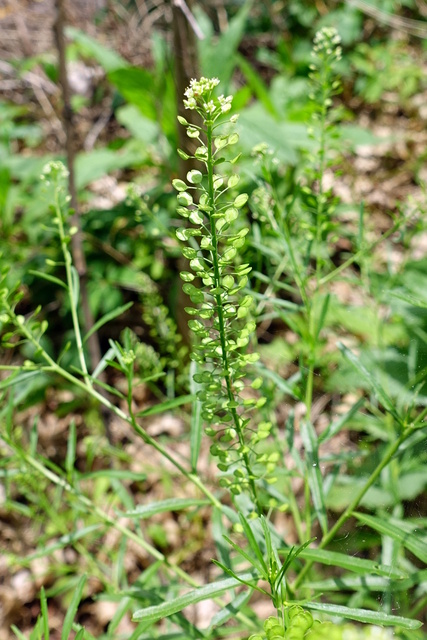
173;77;274;513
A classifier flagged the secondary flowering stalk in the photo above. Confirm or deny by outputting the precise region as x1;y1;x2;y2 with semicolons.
174;78;274;514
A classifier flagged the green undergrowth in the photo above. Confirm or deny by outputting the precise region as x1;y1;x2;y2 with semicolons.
0;4;427;640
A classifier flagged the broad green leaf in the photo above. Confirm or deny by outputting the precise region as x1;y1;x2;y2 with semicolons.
61;574;87;640
237;104;309;164
135;394;193;417
295;548;406;579
354;512;427;563
236;52;278;117
199;0;253;89
108;67;157;121
116;105;160;144
75;146;144;190
125;498;209;519
304;601;421;629
132;572;258;621
65;27;127;71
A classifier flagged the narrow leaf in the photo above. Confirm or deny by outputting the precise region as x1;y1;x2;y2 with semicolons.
315;293;330;340
83;302;133;344
132;572;258;621
238;513;268;574
40;586;49;640
338;343;400;420
208;590;251;632
135;394;193;417
29;270;67;289
319;397;365;443
300;420;328;534
295;548;406;579
125;498;209;519
304;601;422;629
61;574;87;640
25;525;101;561
354;512;427;563
70;266;80;311
190;361;203;472
222;535;265;575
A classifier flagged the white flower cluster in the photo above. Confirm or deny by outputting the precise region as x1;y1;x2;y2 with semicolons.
40;160;69;183
312;26;342;62
183;76;233;118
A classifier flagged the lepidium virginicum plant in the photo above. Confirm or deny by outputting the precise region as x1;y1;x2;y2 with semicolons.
173;78;276;514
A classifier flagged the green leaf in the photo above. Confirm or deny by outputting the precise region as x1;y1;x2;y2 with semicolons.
305;574;399;592
108;67;157;121
125;498;209;519
28;270;67;290
190;361;203;472
300;420;328;535
238;513;268;574
61;574;87;640
25;525;102;561
236;52;278;117
295;548;406;579
132;572;258;621
338;342;401;421
116;105;160;144
75;147;144;190
135;394;194;417
208;590;251;632
221;534;266;576
319;397;365;443
40;587;49;640
199;0;253;88
354;512;427;563
303;601;422;629
65;27;127;72
83;302;133;344
390;288;427;312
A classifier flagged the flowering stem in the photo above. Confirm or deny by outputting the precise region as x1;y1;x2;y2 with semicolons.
206;120;261;513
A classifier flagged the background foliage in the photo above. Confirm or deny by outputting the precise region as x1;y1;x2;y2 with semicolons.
0;0;426;638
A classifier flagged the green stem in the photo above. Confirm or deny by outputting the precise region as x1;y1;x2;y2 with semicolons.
293;427;412;590
12;442;256;630
206;121;261;514
7;307;223;512
55;190;91;386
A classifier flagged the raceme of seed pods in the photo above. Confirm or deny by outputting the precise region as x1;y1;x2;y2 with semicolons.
173;77;277;508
